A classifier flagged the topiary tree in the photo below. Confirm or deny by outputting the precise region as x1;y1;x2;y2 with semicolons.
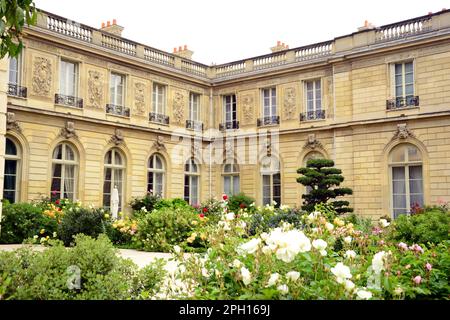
297;159;353;214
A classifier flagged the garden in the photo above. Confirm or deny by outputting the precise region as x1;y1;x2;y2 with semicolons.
0;160;449;300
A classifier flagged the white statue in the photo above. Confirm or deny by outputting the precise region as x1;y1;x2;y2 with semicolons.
111;185;119;220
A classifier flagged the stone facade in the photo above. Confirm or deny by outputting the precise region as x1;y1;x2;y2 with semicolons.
2;9;450;218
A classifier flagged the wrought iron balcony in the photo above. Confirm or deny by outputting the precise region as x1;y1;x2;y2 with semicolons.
386;96;419;110
7;83;27;98
186;120;204;131
149;112;170;125
219;120;239;131
257;116;280;127
55;94;83;108
300;110;326;121
106;104;130;117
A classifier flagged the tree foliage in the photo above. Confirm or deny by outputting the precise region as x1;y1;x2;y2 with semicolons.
297;159;353;214
0;0;37;58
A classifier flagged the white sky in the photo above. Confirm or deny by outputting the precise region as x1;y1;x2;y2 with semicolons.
35;0;450;65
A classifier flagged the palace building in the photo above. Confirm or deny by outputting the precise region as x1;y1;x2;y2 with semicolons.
1;9;450;219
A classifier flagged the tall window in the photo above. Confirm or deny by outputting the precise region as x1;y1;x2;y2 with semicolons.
304;151;324;194
103;149;125;211
60;60;78;96
51;143;78;201
3;138;21;203
262;88;276;118
305;80;322;115
148;154;165;197
184;158;200;205
9;56;20;85
189;93;200;121
261;156;281;207
110;73;125;106
394;62;414;104
389;144;423;218
223;95;237;122
152;83;166;114
223;161;240;196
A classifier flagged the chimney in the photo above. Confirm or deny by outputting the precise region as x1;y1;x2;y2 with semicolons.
173;44;194;60
100;19;124;37
358;20;376;31
270;41;289;53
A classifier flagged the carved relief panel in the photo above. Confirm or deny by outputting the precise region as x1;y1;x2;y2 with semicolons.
86;66;106;109
171;89;186;125
282;86;297;121
30;54;54;98
131;78;148;117
239;91;256;126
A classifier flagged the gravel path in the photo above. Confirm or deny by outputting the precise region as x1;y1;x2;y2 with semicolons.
0;244;172;269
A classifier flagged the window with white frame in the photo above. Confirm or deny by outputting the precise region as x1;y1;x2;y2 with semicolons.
262;88;277;118
110;73;125;106
3;137;21;203
394;61;415;106
152;83;166;114
223;161;240;196
103;149;125;212
8;56;20;85
60;59;78;97
305;80;322;119
389;144;423;218
51;143;78;201
148;154;165;197
223;94;237;123
189;93;200;121
261;156;281;207
184;158;200;205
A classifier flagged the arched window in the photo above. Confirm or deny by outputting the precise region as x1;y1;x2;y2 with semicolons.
103;149;125;211
148;154;165;197
303;151;325;194
51;142;78;201
223;160;240;196
3;137;21;203
261;156;281;207
184;158;200;205
389;144;423;218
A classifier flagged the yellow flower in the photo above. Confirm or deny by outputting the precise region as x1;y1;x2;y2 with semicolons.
40;229;45;235
191;221;198;226
333;218;345;227
200;233;207;241
104;214;110;219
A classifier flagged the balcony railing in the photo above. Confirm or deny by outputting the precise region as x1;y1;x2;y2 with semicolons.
219;121;239;131
149;112;170;125
386;96;420;110
7;83;27;98
186;120;204;131
257;116;280;127
300;110;326;121
55;94;83;108
106;104;130;117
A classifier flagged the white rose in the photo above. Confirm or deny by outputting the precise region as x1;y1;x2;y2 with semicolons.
344;250;357;259
356;289;373;300
372;251;386;274
240;267;252;286
325;222;334;231
379;219;390;228
201;268;210;278
261;246;272;255
344;236;352;244
173;245;181;254
286;271;300;282
331;262;352;284
232;259;243;268
312;239;328;250
237;238;261;255
225;212;235;221
266;273;280;287
345;280;355;292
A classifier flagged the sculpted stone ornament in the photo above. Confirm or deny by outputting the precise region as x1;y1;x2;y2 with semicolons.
393;123;414;140
88;70;104;109
242;94;254;125
133;82;146;116
60;121;77;139
304;134;323;150
173;91;185;124
32;57;52;96
6;112;21;132
110;129;125;145
191;139;201;157
153;135;166;151
224;140;234;159
283;87;296;120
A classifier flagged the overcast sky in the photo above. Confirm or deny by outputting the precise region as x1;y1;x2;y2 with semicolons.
35;0;450;65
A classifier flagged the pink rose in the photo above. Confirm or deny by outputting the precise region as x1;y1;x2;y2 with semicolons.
413;275;422;284
398;242;408;251
425;263;432;271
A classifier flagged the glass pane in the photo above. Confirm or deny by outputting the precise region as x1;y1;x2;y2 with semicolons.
53;145;63;160
393;194;407;210
51;177;61;194
184;175;190;202
3;191;15;204
105;151;112;165
233;176;240;195
224;176;231;195
114;151;122;166
393;180;406;194
407;146;421;162
5;138;17;156
395;64;403;75
405;62;413;73
4;175;16;190
409;165;423;180
65;145;75;161
191;176;199;205
103;194;111;208
390;146;406;163
52;163;62;178
405;73;413;85
155;173;163;196
9;57;18;84
405;84;414;96
147;172;154;193
392;167;405;180
4;160;17;175
410;194;424;208
224;164;232;173
155;156;163;169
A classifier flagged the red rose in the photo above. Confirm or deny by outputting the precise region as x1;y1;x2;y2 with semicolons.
203;207;208;213
222;194;228;201
199;214;205;218
55;199;60;205
240;203;246;209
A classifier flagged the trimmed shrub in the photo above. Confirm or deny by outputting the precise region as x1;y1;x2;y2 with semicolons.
228;193;256;213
